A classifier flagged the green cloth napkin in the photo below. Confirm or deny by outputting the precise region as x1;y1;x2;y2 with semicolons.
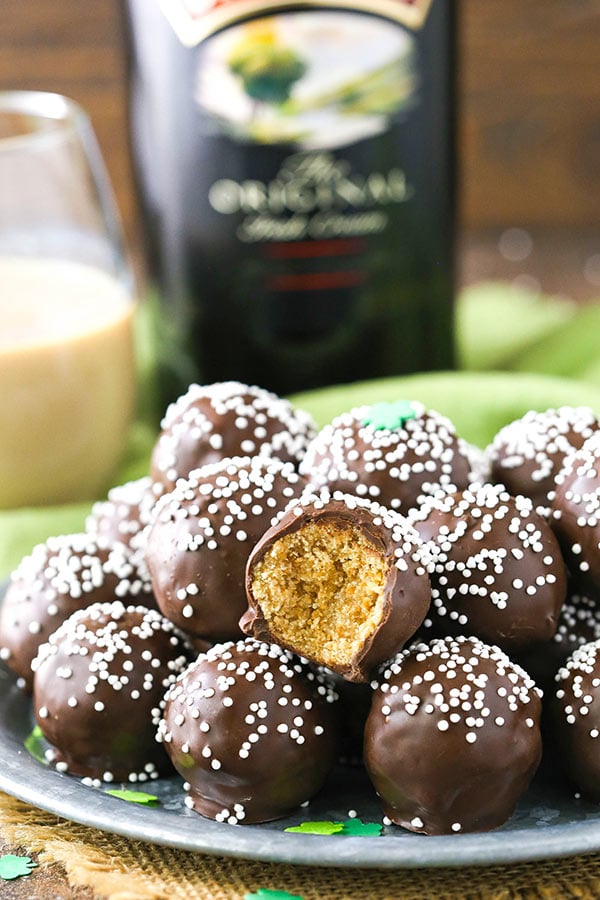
1;281;599;581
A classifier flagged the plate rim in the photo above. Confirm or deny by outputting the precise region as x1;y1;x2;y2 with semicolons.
2;580;600;869
5;367;600;869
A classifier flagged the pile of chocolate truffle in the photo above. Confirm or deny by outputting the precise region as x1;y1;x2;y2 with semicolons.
3;383;600;835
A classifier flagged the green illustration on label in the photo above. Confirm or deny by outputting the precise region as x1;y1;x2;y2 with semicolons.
228;31;307;105
195;11;418;148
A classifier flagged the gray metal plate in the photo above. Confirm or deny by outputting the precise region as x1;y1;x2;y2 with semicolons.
1;602;600;868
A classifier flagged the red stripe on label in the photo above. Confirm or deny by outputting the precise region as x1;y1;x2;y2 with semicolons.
263;238;367;259
267;270;368;291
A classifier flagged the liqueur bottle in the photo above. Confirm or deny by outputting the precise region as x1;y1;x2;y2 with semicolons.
122;0;457;406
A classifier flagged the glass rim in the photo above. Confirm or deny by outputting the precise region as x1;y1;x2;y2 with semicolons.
0;90;91;153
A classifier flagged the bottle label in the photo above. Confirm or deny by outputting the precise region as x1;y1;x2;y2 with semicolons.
144;0;454;389
159;0;433;46
155;1;444;300
194;9;420;151
209;150;413;246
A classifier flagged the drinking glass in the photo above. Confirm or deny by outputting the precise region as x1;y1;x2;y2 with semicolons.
0;91;137;509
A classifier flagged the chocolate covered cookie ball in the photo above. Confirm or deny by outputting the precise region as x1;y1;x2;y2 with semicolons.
551;432;600;596
32;601;191;783
518;591;600;694
364;636;543;835
552;639;600;801
242;491;431;682
145;456;307;642
412;483;567;651
86;476;160;560
151;381;316;491
487;406;600;513
157;638;339;824
299;400;474;514
0;533;154;691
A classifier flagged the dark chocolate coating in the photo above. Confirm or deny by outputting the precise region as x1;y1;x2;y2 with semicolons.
242;492;432;682
151;381;316;491
551;432;600;596
487;406;600;513
145;456;307;642
0;533;155;691
413;483;567;651
86;476;160;556
552;639;600;801
158;638;339;824
517;590;600;694
322;669;373;765
364;636;543;835
32;601;191;782
299;402;474;515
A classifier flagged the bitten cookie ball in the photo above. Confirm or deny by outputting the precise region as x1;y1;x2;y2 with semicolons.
32;601;191;783
412;483;567;651
364;636;543;835
299;400;474;514
552;640;600;801
242;491;431;682
145;456;307;642
150;381;316;491
486;406;600;513
0;533;154;691
157;638;339;824
551;431;600;596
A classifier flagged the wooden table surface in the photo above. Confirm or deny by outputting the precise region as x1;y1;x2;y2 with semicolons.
0;224;598;899
0;0;597;311
0;3;598;895
0;0;598;244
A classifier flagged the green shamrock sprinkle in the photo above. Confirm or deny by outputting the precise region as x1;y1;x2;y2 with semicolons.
284;818;383;838
339;819;383;837
363;400;417;431
0;854;37;880
284;821;344;835
244;891;303;900
104;789;160;806
24;725;47;765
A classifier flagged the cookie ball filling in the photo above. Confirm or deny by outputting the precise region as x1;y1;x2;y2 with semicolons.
250;520;388;671
243;492;431;682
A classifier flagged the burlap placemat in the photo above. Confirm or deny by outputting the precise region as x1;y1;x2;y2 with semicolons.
1;792;600;900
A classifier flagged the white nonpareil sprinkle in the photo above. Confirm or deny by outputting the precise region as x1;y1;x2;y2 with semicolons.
156;638;338;822
31;600;189;782
152;382;316;487
373;636;540;742
412;482;563;633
